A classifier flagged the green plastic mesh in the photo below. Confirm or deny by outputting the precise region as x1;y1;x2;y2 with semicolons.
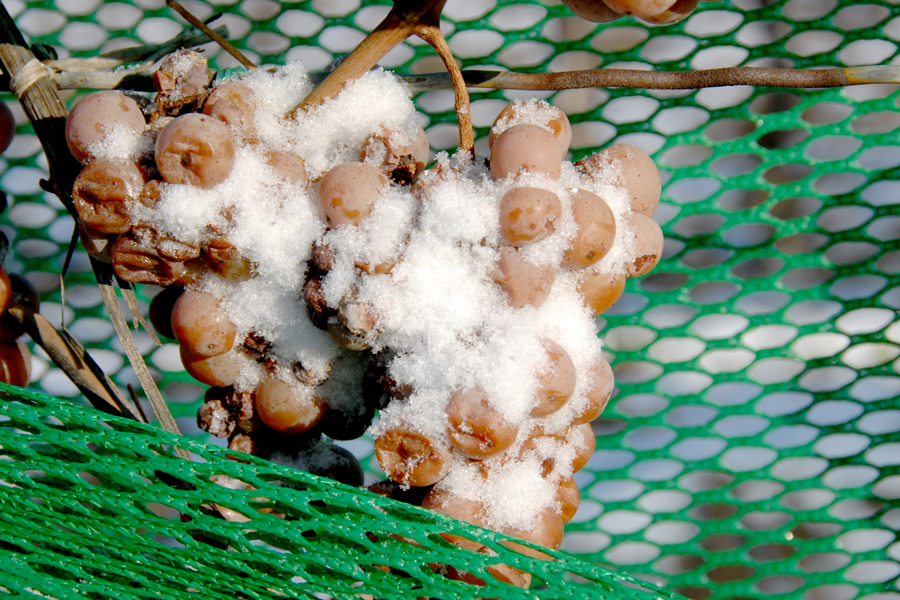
1;0;899;598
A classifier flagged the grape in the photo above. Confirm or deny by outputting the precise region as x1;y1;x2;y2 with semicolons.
254;374;327;433
623;211;664;278
366;479;430;505
564;423;596;473
268;441;364;488
197;396;235;438
78;222;113;262
498;187;562;247
491;247;556;309
154;49;211;100
421;487;488;551
577;271;625;317
110;231;195;286
328;321;372;351
489;102;572;156
640;0;700;23
0;265;10;314
490;125;562;180
560;0;623;22
316;162;389;227
501;506;564;556
571;357;613;426
202;237;254;281
603;0;679;18
72;159;145;234
531;340;577;417
576;143;660;216
318;395;376;441
556;476;580;523
0;100;15;155
0;274;39;342
266;151;309;186
560;189;616;269
171;290;236;358
180;347;240;387
155;113;236;188
375;426;452;487
148;286;183;339
0;341;30;387
445;387;518;459
202;82;257;140
66;91;146;164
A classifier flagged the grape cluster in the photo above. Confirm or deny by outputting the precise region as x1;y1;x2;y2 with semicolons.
562;0;709;24
64;53;663;587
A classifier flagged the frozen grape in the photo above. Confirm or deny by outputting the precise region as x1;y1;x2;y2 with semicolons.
641;0;700;22
180;347;240;387
571;357;613;426
491;247;556;309
603;0;679;18
316;162;389;227
110;231;195;286
623;211;664;277
66;91;146;164
498;187;562;247
578;271;625;317
148;286;183;340
266;151;309;186
489;102;572;156
576;143;660;216
0;266;10;315
445;388;518;459
72;159;145;234
202;237;254;282
154;49;211;100
561;189;616;270
501;506;564;556
564;423;596;473
202;82;257;140
78;222;112;262
0;101;14;155
268;441;364;488
0;341;30;387
556;476;580;523
0;274;39;342
421;488;488;552
155;113;235;188
561;0;623;22
532;340;577;417
254;374;327;433
171;290;236;358
375;426;452;487
490;125;562;180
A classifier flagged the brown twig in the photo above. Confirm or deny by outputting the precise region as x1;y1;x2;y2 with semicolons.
165;0;255;70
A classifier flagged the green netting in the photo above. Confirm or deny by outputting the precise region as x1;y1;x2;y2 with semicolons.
1;0;900;599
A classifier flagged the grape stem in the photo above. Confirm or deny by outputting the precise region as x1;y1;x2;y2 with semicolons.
289;0;477;154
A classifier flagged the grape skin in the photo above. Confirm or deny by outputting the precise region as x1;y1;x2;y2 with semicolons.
180;347;239;387
490;125;562;180
571;357;614;426
532;340;577;418
202;82;257;141
316;162;388;227
375;426;452;487
576;143;660;216
561;189;616;270
577;271;625;317
491;248;556;309
66;91;146;164
171;290;236;358
254;374;327;434
72;159;145;234
155;113;236;188
489;103;572;156
623;211;664;278
0;341;30;387
445;388;519;459
498;187;562;248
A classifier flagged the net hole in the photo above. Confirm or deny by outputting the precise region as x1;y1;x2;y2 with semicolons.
804;584;859;600
671;437;727;461
802;101;853;125
825;241;879;266
706;564;756;583
689;281;740;305
852;110;900;134
604;541;661;565
637;489;692;513
710;153;762;176
770;456;828;481
751;92;801;115
656;371;713;395
615;394;669;417
705;118;757;142
697;533;747;553
830;274;888;300
764;424;820;449
831;499;885;521
876;250;900;272
639;272;688;292
673;213;726;237
781;266;834;290
740;510;791;531
799;552;852;573
643;304;696;329
590;26;650;53
785;30;843;56
814;433;871;459
755;391;812;417
689;503;737;521
747;357;805;384
681;248;733;269
755;575;805;595
764;163;812;184
665;404;717;427
660;144;712;168
612;360;662;384
732;257;782;279
718;188;768;212
807;136;863;161
645;521;700;545
713;415;769;438
539;15;591;42
731;479;784;502
653;554;705;575
674;586;712;600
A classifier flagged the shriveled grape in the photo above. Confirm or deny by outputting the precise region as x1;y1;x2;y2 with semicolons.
603;0;679;18
445;387;518;459
640;0;700;23
0;274;39;342
561;189;616;269
316;162;388;227
490;125;561;180
375;426;452;487
66;91;146;164
561;0;623;22
148;286;183;339
171;290;236;357
155;113;235;188
72;159;145;234
254;374;327;433
499;187;562;247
